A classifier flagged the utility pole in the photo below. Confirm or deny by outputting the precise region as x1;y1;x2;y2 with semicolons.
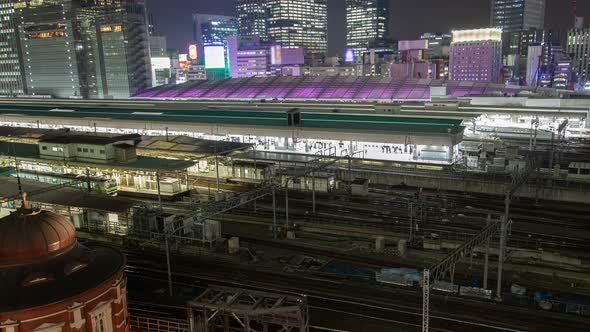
86;168;92;192
548;131;555;171
215;154;220;193
164;231;173;296
496;194;509;300
312;176;316;213
422;269;430;332
409;201;414;242
285;185;289;227
483;214;491;289
14;156;22;194
156;172;162;209
272;186;277;239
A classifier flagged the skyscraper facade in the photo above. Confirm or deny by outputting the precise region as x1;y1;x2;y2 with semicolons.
0;0;24;96
94;0;151;98
345;0;389;55
266;0;328;55
193;14;237;65
449;28;503;83
567;28;590;87
236;0;268;40
201;18;239;46
12;0;150;99
16;0;83;98
491;0;546;34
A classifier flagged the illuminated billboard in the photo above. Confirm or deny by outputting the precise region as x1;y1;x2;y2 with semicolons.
204;45;226;69
179;53;188;70
189;44;198;60
451;28;502;43
271;45;282;65
345;49;355;62
100;25;122;33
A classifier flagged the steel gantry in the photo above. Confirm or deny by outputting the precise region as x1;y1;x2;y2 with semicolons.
421;216;512;332
187;286;309;332
156;181;279;295
283;146;362;225
422;158;533;331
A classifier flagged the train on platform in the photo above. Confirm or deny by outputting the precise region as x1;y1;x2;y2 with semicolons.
478;126;554;141
566;127;590;142
567;162;590;182
0;168;118;195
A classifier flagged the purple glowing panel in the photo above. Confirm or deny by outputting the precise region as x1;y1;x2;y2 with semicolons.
204;85;233;98
343;88;358;99
408;88;427;99
356;88;373;99
180;82;219;98
135;91;158;98
157;86;186;97
334;87;351;98
379;87;396;99
369;87;387;99
320;88;337;98
395;88;413;99
257;87;280;98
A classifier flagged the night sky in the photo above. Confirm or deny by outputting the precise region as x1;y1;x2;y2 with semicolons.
146;0;590;56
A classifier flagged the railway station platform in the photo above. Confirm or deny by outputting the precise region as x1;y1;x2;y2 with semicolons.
0;100;464;165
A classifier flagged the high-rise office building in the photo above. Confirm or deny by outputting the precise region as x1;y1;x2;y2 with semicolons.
192;14;237;65
266;0;328;56
539;44;573;90
236;0;268;40
94;1;152;98
345;0;389;55
491;0;546;34
16;0;83;98
14;0;151;99
0;0;25;96
201;18;239;46
150;35;168;57
567;28;590;87
420;32;452;59
491;0;546;84
449;28;503;83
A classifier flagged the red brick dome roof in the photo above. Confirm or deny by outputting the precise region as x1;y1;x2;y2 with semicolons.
0;194;76;266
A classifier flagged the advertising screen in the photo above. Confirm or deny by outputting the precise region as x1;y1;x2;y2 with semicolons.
189;44;198;60
204;46;226;69
345;49;355;62
271;45;282;65
178;54;188;70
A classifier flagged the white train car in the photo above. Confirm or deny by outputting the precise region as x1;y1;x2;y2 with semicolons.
567;127;590;142
568;162;590;182
478;126;553;141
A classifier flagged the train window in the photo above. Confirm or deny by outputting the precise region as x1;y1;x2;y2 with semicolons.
41;146;47;150
569;168;578;174
83;148;88;153
100;150;105;155
77;147;82;152
581;169;590;175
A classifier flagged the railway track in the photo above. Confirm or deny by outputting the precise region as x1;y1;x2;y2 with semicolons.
118;246;589;332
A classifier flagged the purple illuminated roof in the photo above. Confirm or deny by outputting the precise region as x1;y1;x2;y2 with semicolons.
134;77;548;101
